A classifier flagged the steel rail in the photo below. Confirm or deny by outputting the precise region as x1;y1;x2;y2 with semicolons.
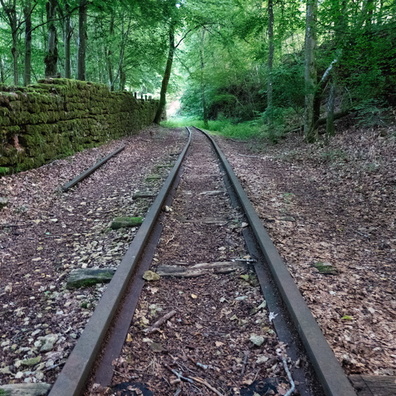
49;129;191;396
194;126;356;396
61;146;125;192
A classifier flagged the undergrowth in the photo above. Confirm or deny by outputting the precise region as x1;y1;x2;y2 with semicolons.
162;118;263;141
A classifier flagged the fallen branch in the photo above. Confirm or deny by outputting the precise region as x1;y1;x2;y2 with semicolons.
144;310;177;334
165;365;194;384
165;365;225;396
283;110;352;136
241;350;250;376
280;354;296;396
190;376;225;396
157;261;246;278
1;223;28;228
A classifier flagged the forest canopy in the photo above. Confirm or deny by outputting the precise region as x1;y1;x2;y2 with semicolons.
0;0;395;140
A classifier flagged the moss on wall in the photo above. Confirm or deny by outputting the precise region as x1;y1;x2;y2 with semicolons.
0;78;158;173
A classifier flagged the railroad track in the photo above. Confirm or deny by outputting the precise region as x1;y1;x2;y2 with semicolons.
48;127;356;396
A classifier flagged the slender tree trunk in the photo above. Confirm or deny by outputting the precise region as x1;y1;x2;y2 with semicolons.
106;14;115;90
154;22;176;124
0;56;5;83
326;81;336;138
64;1;72;78
115;18;132;91
0;0;20;84
266;0;274;127
359;0;375;28
119;68;126;91
77;0;87;81
304;0;318;142
44;0;58;78
24;0;32;85
200;28;208;128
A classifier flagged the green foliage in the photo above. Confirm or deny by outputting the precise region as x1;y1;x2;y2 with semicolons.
162;117;261;140
0;167;11;176
355;99;392;128
319;149;348;163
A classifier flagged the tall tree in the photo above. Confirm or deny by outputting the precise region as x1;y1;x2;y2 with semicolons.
0;0;20;85
77;0;87;80
23;0;33;85
266;0;275;128
44;0;58;78
59;0;74;78
154;20;176;123
200;28;208;127
303;0;318;143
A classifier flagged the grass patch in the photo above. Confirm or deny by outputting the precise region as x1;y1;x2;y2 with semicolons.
162;117;262;141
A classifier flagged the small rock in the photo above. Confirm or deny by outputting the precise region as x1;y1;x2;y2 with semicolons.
66;268;116;289
45;359;55;368
0;197;8;209
149;342;165;353
313;262;338;275
0;383;51;395
21;356;42;366
142;271;160;281
0;366;12;374
256;355;270;364
250;334;265;346
110;216;143;229
38;334;58;352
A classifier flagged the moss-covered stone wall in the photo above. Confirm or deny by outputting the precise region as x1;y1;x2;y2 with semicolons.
0;78;158;174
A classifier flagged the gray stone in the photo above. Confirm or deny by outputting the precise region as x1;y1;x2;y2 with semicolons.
38;334;58;352
250;334;265;346
110;216;143;229
20;356;41;366
66;268;116;289
0;383;51;396
0;197;8;209
142;270;160;281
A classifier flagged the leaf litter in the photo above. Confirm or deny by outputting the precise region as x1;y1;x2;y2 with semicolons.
217;122;396;377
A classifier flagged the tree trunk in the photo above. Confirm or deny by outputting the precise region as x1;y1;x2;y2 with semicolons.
77;0;87;81
200;28;208;128
106;14;115;90
44;0;58;78
303;0;318;143
0;0;19;84
359;0;375;28
0;56;5;83
266;0;274;127
326;81;336;138
24;0;32;85
154;22;176;124
64;1;72;78
119;67;126;91
115;18;132;91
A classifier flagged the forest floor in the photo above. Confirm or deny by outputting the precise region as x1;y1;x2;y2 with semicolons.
217;119;396;377
0;120;395;389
